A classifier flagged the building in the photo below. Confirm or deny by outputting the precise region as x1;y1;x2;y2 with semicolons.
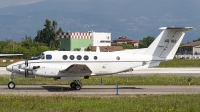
92;32;111;46
57;31;111;51
177;41;200;55
112;37;139;47
87;46;123;52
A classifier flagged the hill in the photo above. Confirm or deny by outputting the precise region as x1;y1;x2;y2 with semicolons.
0;0;199;42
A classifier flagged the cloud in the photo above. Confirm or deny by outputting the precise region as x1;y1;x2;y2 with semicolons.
0;0;45;8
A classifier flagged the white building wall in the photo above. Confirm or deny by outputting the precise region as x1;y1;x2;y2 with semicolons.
92;32;111;46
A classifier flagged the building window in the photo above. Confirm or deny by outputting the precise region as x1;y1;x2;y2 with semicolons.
84;55;89;60
77;55;82;60
94;56;98;60
46;55;52;60
63;55;68;60
70;55;75;60
100;40;111;43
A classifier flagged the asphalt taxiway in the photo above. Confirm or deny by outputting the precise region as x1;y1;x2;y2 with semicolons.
1;67;200;95
0;85;200;95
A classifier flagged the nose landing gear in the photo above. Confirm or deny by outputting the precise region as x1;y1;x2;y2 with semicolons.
8;81;15;89
8;73;15;89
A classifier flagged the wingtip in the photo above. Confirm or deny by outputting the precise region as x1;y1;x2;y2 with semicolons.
159;27;193;30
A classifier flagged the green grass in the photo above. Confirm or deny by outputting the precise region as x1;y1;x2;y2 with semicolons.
158;58;200;67
0;62;13;67
0;94;199;111
0;75;198;85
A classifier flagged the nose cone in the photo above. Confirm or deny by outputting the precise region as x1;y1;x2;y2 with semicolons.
6;64;13;72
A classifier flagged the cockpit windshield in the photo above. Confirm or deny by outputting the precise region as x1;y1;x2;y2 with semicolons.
30;53;45;60
38;53;45;59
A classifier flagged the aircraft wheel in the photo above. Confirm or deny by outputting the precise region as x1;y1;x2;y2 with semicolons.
8;82;15;89
75;84;81;90
70;82;76;88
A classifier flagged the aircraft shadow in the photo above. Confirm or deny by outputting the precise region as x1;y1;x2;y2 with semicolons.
42;86;76;92
4;86;75;92
42;86;143;92
3;86;143;92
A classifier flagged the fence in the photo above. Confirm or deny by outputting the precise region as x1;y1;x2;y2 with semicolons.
175;55;200;59
0;59;21;63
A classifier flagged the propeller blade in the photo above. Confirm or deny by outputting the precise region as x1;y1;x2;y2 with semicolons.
25;60;28;77
25;60;28;66
25;69;28;77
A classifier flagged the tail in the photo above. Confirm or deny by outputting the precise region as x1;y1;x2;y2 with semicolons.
144;27;193;60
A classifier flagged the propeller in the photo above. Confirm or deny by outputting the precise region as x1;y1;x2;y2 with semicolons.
25;60;28;77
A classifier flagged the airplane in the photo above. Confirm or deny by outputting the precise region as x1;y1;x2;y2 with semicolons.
0;54;23;56
6;27;193;90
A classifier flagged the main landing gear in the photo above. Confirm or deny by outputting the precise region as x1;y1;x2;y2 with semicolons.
70;80;82;90
7;74;82;90
8;73;15;89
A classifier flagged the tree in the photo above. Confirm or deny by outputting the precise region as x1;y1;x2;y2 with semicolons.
193;37;200;42
0;19;64;59
19;39;50;58
34;19;63;49
139;36;155;48
118;43;133;49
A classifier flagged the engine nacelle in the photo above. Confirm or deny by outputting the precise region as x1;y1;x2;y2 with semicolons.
29;64;40;70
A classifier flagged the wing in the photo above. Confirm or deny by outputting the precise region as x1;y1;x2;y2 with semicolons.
59;64;92;74
0;54;23;56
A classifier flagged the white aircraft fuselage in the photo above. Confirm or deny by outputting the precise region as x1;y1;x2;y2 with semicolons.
6;27;193;90
8;50;162;77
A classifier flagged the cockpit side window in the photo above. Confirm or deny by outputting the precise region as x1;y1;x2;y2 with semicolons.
46;55;52;60
30;53;45;60
38;53;45;59
41;55;45;59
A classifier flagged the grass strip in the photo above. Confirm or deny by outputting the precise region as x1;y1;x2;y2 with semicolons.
0;75;198;85
0;94;199;111
158;58;200;67
0;62;13;67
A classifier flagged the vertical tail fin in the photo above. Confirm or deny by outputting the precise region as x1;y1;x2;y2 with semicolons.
144;27;193;60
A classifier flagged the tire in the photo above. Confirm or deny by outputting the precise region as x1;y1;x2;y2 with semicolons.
75;84;81;90
70;82;76;88
8;82;15;89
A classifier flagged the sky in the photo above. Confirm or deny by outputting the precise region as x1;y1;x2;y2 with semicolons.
0;0;199;42
0;0;45;8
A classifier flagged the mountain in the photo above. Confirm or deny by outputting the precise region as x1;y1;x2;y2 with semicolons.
0;0;199;43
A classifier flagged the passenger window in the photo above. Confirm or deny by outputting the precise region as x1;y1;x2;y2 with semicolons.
77;55;82;60
116;56;120;60
70;55;75;60
84;55;89;60
46;55;52;60
94;56;98;60
63;55;68;60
